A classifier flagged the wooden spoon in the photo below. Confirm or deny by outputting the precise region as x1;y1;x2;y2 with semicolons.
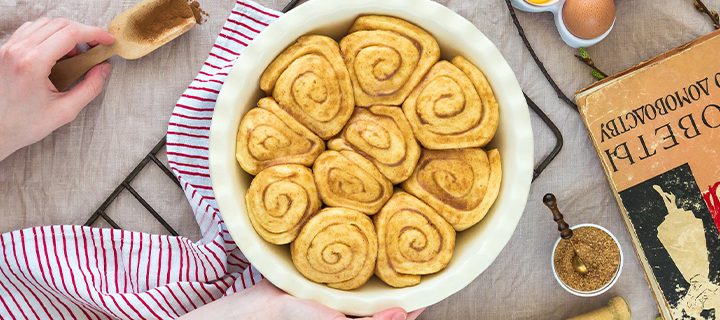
49;0;198;91
543;193;589;275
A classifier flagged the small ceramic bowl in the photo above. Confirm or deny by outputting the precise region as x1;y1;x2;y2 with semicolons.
510;0;615;48
550;223;624;297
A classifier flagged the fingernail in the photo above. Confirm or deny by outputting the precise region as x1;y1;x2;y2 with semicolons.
391;312;406;320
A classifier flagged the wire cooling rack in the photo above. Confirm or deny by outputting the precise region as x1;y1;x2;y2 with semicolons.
84;0;565;231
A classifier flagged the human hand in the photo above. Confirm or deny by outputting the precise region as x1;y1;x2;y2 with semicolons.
0;18;114;161
180;279;424;320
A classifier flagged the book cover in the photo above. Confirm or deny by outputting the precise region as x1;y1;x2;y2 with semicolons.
576;29;720;319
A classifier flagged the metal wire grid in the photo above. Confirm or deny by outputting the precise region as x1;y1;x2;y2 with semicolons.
83;137;181;235
84;0;565;233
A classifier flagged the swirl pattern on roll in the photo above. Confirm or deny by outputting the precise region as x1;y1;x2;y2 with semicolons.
339;15;440;106
245;165;321;244
313;150;393;215
402;148;502;231
236;97;325;175
260;35;354;139
402;56;499;149
328;106;420;184
374;192;455;288
291;207;378;290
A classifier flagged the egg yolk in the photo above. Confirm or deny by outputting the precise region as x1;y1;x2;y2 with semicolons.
525;0;553;4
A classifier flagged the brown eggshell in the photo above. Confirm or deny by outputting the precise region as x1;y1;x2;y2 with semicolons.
562;0;616;39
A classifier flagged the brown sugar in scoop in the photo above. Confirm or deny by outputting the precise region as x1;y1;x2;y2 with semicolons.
128;0;194;42
50;0;207;91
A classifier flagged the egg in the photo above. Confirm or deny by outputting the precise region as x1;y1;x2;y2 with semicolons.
562;0;616;40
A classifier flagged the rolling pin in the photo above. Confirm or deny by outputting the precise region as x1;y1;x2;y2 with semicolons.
567;297;631;320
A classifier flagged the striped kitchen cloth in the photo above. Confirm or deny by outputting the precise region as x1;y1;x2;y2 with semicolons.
0;1;280;319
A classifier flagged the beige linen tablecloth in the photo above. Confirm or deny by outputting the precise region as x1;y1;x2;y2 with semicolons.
2;0;717;318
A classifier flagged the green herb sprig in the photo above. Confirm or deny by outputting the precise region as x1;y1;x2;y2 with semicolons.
575;48;608;81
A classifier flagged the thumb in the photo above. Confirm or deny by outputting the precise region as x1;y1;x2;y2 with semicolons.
407;308;425;320
354;308;407;320
60;62;112;114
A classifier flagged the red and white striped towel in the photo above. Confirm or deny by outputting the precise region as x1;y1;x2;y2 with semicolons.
0;1;280;319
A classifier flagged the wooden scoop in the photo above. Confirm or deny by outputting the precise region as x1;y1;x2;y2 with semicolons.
49;0;198;91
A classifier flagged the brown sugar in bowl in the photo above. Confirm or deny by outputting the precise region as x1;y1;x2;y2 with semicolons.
551;223;623;297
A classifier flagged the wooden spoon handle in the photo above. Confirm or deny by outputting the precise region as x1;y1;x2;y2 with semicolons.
50;45;116;92
543;193;573;239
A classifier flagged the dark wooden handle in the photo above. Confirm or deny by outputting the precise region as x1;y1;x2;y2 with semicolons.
543;193;573;239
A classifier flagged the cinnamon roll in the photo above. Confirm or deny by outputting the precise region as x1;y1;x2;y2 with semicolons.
313;150;392;215
291;207;377;290
260;35;354;139
236;97;324;175
328;106;420;184
402;56;499;149
402;148;502;231
245;165;321;244
374;192;455;288
340;15;440;106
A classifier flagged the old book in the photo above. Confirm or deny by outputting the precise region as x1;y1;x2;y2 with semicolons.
576;29;720;320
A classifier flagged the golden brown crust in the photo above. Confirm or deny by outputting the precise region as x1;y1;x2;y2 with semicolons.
244;19;505;290
260;35;354;139
374;192;455;288
402;57;499;149
328;105;420;184
235;97;324;175
313;150;393;214
245;165;321;244
340;15;440;106
291;207;377;290
402;148;502;231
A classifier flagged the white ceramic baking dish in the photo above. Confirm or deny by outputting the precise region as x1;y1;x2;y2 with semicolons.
209;0;534;315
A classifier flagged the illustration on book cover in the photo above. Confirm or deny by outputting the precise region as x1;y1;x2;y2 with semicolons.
620;164;720;319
